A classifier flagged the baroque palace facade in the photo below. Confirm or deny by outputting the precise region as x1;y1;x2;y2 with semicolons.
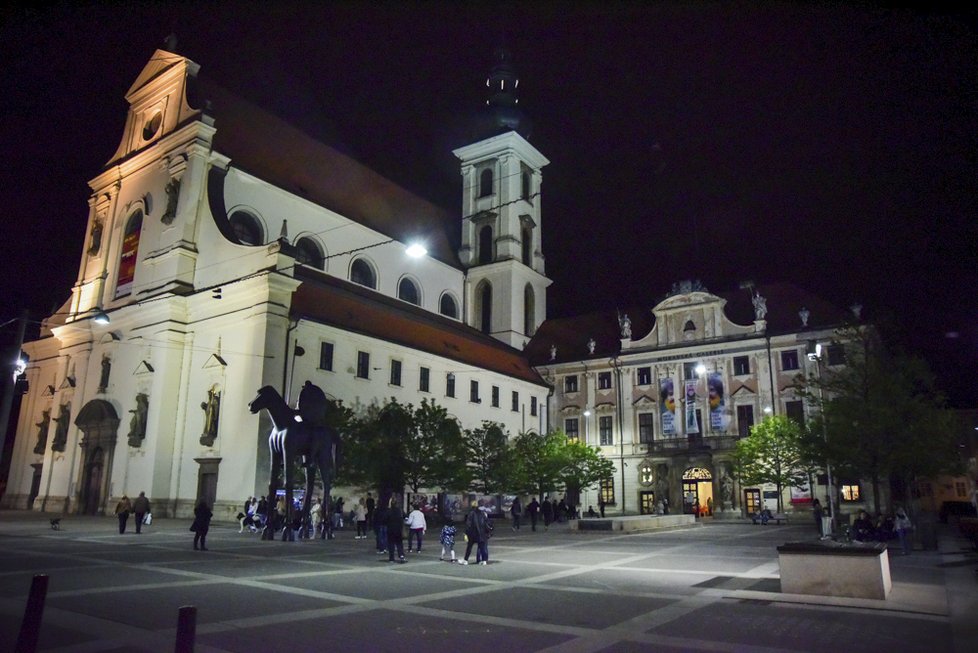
5;45;868;521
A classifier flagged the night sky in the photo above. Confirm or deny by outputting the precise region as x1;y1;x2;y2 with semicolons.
1;3;975;405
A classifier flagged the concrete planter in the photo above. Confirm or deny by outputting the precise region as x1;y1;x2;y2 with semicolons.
777;541;891;600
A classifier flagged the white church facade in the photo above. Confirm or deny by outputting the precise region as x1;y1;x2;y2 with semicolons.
3;47;552;521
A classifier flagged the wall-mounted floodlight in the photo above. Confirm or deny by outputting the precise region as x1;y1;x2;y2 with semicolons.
92;310;111;325
583;409;592;417
405;243;427;258
806;342;822;362
695;363;707;376
763;406;773;414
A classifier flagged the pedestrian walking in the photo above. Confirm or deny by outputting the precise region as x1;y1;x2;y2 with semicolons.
894;506;914;555
132;491;151;534
386;498;406;563
510;496;522;531
541;496;553;530
527;497;540;531
460;501;492;565
354;498;368;539
365;492;376;528
598;495;605;517
333;496;345;529
405;503;427;552
812;498;824;538
439;518;457;562
190;499;213;551
114;495;132;534
310;496;323;536
374;500;389;553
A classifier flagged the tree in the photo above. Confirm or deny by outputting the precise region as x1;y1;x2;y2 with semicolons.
465;421;516;495
733;415;807;513
512;429;615;501
797;326;963;514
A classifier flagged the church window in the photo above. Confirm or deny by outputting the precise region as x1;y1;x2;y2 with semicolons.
446;373;456;398
115;210;143;298
142;111;163;141
419;367;430;392
599;415;613;445
521;166;531;200
479;168;493;197
565;418;579;442
511;391;519;412
737;405;754;437
356;351;370;379
229;211;263;245
295;237;325;270
479;282;492;333
598;372;612;390
734;356;750;376
637;367;652;386
530;396;537;416
638;413;654;442
390;360;402;386
491;385;500;408
785;399;805;425
350;258;376;289
470;380;481;403
398;278;420;305
478;225;493;264
781;349;800;371
439;293;459;318
564;375;578;393
523;285;535;335
521;226;532;265
319;342;334;371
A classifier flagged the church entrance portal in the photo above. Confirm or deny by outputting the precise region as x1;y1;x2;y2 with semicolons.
74;399;120;516
82;448;104;515
682;467;715;516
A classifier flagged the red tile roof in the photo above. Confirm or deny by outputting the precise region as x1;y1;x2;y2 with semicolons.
290;270;547;388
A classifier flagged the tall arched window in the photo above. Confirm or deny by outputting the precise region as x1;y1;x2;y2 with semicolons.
479;282;493;334
116;210;143;298
398;278;420;305
350;258;376;289
521;225;532;265
521;168;531;200
439;293;459;319
478;225;493;264
229;211;263;245
523;284;535;336
295;237;325;270
479;168;493;197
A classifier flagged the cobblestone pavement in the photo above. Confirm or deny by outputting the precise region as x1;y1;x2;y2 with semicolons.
0;510;975;652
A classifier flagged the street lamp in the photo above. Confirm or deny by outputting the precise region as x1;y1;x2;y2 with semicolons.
807;341;836;539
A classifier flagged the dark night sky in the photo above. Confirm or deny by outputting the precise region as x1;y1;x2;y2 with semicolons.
1;3;975;405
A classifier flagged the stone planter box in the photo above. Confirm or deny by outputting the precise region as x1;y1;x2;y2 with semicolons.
570;514;695;533
777;541;891;600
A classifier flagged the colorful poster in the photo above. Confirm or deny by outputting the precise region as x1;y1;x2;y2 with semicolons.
659;378;676;435
116;212;142;298
708;372;725;430
685;379;699;434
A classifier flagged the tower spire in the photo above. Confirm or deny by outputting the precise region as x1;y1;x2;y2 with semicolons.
480;46;531;138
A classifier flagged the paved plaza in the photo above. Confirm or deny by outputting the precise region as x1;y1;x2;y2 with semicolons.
0;510;975;652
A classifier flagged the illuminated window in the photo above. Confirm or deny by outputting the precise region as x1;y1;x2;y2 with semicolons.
956;481;967;498
640;464;653;484
565;418;579;442
840;483;861;502
600;477;616;505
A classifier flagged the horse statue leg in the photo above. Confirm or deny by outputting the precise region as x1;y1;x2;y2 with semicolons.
282;453;295;542
299;464;315;540
318;452;334;541
263;449;282;541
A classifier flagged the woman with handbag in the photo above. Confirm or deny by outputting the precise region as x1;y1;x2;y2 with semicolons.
191;500;213;551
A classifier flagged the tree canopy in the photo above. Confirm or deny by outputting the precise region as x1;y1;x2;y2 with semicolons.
733;415;807;513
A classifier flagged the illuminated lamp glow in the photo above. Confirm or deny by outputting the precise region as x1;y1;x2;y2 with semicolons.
405;243;427;258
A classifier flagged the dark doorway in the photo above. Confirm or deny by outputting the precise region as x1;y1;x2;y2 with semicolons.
28;463;42;510
82;448;104;515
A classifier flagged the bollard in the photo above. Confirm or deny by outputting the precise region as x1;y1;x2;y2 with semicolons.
175;605;196;653
16;574;48;653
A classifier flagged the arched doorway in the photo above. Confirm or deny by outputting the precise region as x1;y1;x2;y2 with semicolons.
682;467;715;516
74;399;120;515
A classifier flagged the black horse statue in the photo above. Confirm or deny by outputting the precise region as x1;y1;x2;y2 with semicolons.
248;382;340;541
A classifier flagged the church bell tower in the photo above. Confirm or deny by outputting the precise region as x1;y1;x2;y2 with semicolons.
453;47;551;349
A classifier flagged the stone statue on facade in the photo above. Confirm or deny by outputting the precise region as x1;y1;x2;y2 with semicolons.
720;468;734;510
87;219;103;256
98;355;111;393
200;388;221;447
128;393;149;447
161;178;181;225
33;409;50;455
52;403;71;452
619;313;632;339
587;338;596;355
549;344;557;361
752;293;767;321
655;464;670;506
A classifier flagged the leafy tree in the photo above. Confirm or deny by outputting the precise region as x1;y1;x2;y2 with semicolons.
512;429;615;501
465;421;516;495
797;326;963;514
403;399;468;494
733;415;807;513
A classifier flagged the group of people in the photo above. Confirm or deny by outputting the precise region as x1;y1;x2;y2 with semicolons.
113;491;152;534
851;507;915;554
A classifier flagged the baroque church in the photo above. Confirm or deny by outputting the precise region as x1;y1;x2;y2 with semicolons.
4;46;869;521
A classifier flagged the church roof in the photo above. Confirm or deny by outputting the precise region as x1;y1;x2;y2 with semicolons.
290;271;547;388
526;282;850;365
191;75;460;266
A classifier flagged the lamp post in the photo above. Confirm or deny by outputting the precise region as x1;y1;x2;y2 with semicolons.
807;342;836;539
0;311;28;476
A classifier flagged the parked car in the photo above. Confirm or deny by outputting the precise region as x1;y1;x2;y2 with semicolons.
938;501;977;523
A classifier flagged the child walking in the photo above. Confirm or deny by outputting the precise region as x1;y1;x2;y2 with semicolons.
440;517;457;562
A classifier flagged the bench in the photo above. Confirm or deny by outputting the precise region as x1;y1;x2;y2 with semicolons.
751;511;788;525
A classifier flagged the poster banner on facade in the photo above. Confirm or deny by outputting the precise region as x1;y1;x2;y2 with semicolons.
660;378;676;434
116;230;139;297
790;484;813;504
684;379;699;434
708;372;725;430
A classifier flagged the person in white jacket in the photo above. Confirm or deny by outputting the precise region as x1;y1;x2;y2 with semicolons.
405;504;427;553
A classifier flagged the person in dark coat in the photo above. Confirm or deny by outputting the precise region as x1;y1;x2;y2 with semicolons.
510;497;522;531
191;500;213;551
115;495;132;534
541;496;553;530
386;498;406;562
459;501;491;565
527;498;540;531
132;491;151;534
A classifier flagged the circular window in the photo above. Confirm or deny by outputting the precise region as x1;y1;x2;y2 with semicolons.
142;112;163;141
228;211;263;245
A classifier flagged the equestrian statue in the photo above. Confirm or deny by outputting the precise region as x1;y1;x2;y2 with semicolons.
248;381;340;541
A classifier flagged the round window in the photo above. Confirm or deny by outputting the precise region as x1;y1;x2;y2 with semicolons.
142;112;163;141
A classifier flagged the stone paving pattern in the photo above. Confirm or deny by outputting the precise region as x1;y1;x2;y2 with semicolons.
0;510;975;652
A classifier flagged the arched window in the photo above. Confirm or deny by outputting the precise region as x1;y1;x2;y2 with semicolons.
521;169;531;200
295;237;325;270
521;225;532;265
439;293;459;319
479;282;492;334
523;284;535;336
350;258;376;289
478;225;493;264
398;278;420;305
116;210;143;298
229;211;263;245
479;168;493;197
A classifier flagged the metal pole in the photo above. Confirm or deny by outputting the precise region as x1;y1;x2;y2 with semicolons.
175;605;196;653
16;573;47;653
815;357;837;538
